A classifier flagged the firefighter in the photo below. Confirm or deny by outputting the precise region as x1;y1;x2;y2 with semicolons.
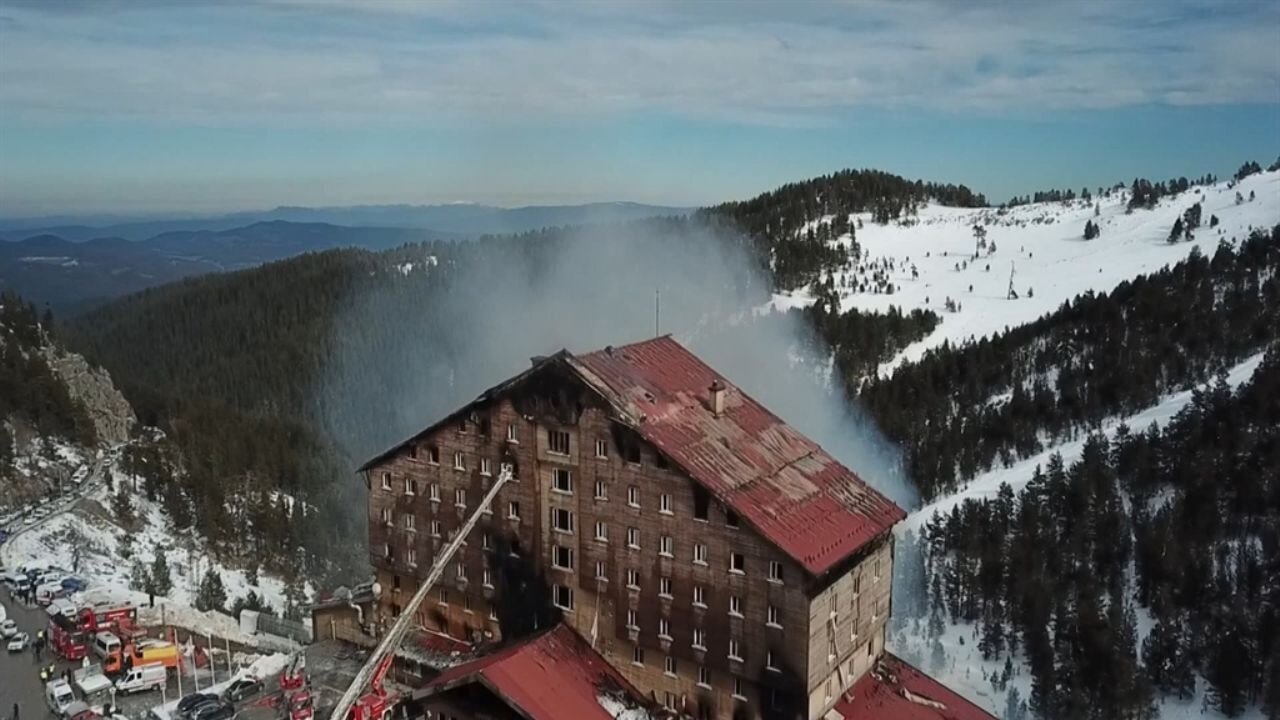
38;666;49;683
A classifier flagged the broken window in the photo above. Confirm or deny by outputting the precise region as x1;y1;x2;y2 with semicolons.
553;545;574;570
553;585;574;611
552;468;573;494
730;552;746;574
393;574;401;590
655;453;669;469
548;430;570;455
624;440;642;464
693;486;710;520
725;509;740;528
478;417;491;437
552;508;575;533
427;445;440;464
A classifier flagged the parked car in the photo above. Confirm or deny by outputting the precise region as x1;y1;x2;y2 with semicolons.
222;678;263;703
45;679;77;717
7;631;29;652
1;619;18;638
190;701;235;720
176;693;219;719
61;576;88;593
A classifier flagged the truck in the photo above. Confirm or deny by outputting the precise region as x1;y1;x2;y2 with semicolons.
114;662;168;694
107;640;180;674
48;611;90;660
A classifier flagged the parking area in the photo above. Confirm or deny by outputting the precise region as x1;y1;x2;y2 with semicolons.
1;593;371;720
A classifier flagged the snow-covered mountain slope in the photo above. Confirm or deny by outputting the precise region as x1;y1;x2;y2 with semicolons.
888;350;1271;720
774;169;1279;374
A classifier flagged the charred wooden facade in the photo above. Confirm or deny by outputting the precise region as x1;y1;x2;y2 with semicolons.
361;338;905;720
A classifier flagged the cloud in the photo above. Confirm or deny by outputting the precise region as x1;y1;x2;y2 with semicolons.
0;0;1275;126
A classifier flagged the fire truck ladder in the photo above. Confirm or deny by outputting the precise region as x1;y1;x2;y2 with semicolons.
328;465;515;720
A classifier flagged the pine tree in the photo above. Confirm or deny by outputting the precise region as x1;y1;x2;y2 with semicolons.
149;550;173;596
195;567;227;614
112;485;135;527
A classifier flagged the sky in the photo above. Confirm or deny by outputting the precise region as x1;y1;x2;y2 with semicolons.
0;0;1277;216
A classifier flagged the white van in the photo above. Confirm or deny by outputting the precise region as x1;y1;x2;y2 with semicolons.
115;662;168;694
45;678;77;716
94;631;121;660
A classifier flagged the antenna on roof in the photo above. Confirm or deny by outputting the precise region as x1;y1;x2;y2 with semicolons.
654;288;661;337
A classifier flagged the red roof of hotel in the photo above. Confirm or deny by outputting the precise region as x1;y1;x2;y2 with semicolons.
413;624;645;720
836;653;997;720
571;336;905;576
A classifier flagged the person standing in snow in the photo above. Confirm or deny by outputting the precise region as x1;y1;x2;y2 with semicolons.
12;700;18;720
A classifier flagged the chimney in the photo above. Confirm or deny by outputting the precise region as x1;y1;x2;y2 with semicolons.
708;379;726;417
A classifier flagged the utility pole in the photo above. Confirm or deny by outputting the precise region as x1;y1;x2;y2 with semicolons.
654;288;661;337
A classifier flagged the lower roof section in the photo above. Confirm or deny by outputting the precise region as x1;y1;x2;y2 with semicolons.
833;653;997;720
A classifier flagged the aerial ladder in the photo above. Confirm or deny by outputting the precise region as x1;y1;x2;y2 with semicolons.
328;465;515;720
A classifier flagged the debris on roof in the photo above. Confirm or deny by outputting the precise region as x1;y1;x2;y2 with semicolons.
834;653;997;720
412;624;652;720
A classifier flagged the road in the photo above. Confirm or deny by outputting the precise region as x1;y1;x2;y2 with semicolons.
0;453;111;570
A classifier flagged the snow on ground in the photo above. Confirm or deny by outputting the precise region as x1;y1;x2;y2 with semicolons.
890;350;1269;718
1;442;294;645
773;169;1280;376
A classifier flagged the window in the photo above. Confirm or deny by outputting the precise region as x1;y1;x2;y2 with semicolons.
766;605;781;628
697;666;711;688
766;651;778;671
392;574;401;591
729;595;742;617
552;508;575;533
632;646;644;666
693;543;708;565
655;453;669;470
659;576;672;598
594;521;608;542
728;639;742;661
626;610;638;629
624;441;641;464
408;445;418;460
553;584;574;611
427;446;440;464
626;527;640;549
482;532;492;550
383;543;393;560
500;461;516;481
508;501;521;520
479;417;491;437
455;563;467;581
659;493;672;514
693;627;706;650
626;569;640;590
594;480;608;500
455;488;467;509
380;472;391;490
732;676;745;700
453;451;465;470
483;568;493;588
693;585;706;607
552;468;573;494
380;508;392;525
693;486;710;520
506;423;518;443
852;574;861;597
875;557;882;581
430;520;441;537
548;430;570;455
406;548;417;567
553;545;574;570
627;485;640;508
405;478;417;495
726;510;739;528
659;618;671;639
595;561;607;580
480;458;491;476
464;594;472;614
595;439;608;458
730;552;745;574
768;561;783;584
664;655;677;676
438;587;449;605
403;514;416;531
659;536;674;557
429;483;440;502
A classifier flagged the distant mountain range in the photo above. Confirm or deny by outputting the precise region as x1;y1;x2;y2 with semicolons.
0;202;690;313
0;201;690;242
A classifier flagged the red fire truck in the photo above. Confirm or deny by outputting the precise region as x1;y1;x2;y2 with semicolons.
48;612;89;660
78;602;138;633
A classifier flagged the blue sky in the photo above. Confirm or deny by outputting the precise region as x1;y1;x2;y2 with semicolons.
0;0;1276;216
